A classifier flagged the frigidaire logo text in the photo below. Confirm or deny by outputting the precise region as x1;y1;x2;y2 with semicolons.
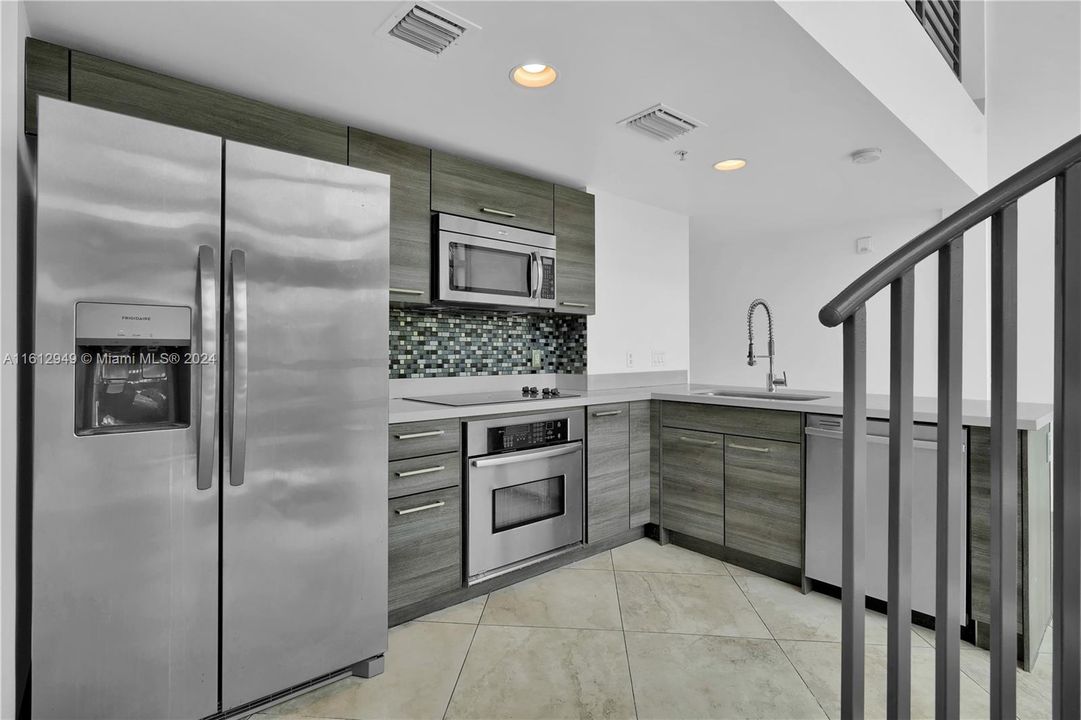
121;315;151;321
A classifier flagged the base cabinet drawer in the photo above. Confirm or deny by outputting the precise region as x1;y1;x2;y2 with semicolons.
388;487;462;612
388;451;460;499
723;436;801;567
661;427;725;546
389;419;460;461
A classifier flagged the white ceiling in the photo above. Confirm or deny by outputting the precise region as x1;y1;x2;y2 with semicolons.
26;0;975;237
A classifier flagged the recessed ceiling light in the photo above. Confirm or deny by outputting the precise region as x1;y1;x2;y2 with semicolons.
510;63;558;88
713;158;747;172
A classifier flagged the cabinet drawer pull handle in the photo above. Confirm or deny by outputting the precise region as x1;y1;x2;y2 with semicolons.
390;287;425;296
592;410;623;417
395;430;446;440
395;465;446;478
730;443;770;453
395;501;446;515
480;207;517;218
679;436;719;447
560;302;589;308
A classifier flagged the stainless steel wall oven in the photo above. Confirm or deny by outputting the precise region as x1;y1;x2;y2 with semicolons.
464;410;584;583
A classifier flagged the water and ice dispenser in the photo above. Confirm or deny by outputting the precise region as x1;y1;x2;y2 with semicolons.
74;302;192;435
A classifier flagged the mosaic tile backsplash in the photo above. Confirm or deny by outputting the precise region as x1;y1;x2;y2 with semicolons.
390;307;587;378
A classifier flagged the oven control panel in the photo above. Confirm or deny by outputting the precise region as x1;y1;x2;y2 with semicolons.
488;418;568;452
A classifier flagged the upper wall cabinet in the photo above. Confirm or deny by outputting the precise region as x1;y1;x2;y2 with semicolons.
431;151;554;233
24;39;69;135
349;128;432;304
553;186;596;315
68;52;348;164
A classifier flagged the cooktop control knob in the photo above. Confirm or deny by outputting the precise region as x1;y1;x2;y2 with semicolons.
529;387;539;395
550;388;561;397
541;387;552;396
521;386;531;395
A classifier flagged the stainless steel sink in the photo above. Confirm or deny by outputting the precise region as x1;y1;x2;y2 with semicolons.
696;389;829;402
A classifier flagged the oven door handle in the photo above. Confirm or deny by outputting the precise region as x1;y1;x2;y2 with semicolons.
472;441;583;468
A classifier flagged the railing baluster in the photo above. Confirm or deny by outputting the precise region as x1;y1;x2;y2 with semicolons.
887;272;914;719
1054;163;1081;720
990;203;1019;719
936;238;964;719
842;306;868;720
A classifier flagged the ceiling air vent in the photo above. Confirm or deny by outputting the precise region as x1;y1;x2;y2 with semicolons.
618;104;706;142
383;3;478;56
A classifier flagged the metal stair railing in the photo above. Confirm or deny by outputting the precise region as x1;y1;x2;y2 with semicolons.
819;132;1081;719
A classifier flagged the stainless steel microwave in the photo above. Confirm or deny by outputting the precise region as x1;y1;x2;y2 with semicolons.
434;214;556;310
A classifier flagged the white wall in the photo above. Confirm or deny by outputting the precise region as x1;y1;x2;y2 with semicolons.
986;0;1081;404
689;211;991;400
778;0;987;193
587;190;689;376
1;3;28;718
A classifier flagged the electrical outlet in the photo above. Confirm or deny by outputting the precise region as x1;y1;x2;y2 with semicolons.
531;348;543;368
626;352;634;368
651;351;666;367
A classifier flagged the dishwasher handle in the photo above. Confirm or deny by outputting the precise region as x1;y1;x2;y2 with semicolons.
804;426;943;452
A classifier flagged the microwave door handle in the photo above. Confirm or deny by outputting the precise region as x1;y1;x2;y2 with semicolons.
229;248;248;487
196;245;218;491
530;252;540;298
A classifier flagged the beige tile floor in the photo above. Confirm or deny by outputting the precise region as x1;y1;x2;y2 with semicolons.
255;538;1053;720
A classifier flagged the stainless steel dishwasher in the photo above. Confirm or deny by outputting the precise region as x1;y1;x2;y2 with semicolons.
804;414;967;619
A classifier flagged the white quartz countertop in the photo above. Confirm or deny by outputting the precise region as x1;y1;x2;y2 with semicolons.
389;383;1054;430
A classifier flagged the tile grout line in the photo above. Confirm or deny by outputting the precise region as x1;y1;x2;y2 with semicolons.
611;556;640;720
440;593;489;720
731;575;832;719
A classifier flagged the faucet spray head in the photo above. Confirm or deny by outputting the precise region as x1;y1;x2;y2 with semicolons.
747;343;756;366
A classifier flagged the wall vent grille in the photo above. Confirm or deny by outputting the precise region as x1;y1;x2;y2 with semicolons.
619;104;705;141
387;4;470;55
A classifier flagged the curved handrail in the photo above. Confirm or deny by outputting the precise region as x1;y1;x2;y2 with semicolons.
819;132;1081;328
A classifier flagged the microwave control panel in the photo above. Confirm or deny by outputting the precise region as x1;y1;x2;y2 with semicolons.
540;257;555;299
488;418;568;452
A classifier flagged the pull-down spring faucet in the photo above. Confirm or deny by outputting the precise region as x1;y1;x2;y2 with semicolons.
746;298;788;392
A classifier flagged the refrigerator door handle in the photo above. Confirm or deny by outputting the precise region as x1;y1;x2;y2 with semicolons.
229;248;248;487
196;245;218;490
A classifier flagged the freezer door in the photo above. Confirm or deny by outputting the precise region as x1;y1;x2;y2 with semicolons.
30;99;221;719
221;141;390;711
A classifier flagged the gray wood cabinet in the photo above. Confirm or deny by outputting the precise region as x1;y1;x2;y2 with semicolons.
388;418;460;461
69;51;347;163
587;403;630;542
969;425;1052;668
629;401;651;526
723;436;801;567
554;186;595;315
388;451;460;499
388;486;462;612
660;427;725;546
25;38;69;134
431;150;554;233
348;128;432;304
649;401;661;524
662;402;801;443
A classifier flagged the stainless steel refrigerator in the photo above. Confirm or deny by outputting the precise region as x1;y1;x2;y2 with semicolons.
27;97;389;719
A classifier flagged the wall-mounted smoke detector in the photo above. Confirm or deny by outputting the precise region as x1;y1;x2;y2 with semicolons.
850;147;883;165
618;104;705;142
378;2;480;56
